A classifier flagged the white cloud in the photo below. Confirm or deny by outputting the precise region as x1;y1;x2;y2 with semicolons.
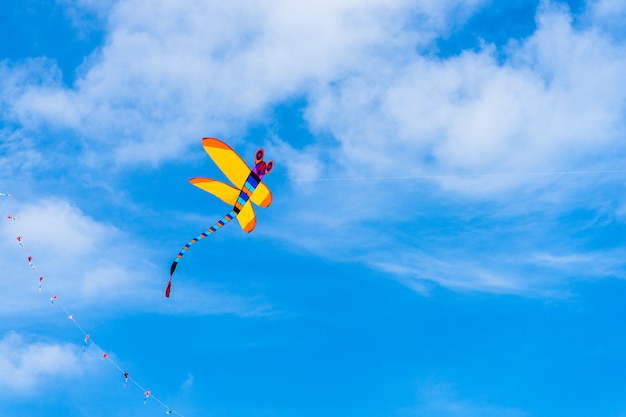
263;166;626;297
1;0;625;297
0;198;151;313
304;3;626;191
0;197;267;316
0;332;84;392
0;0;489;168
4;0;623;180
373;245;626;297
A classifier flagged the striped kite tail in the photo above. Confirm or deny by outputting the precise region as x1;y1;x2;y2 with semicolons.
165;210;237;298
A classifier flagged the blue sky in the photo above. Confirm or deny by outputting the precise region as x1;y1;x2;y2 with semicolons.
1;0;626;416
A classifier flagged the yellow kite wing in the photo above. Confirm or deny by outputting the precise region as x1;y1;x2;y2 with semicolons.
236;200;257;233
202;137;251;189
189;177;240;206
250;182;272;208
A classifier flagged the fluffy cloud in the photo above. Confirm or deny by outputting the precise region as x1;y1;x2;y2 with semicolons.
0;332;83;392
304;3;626;189
0;0;489;167
1;0;625;297
3;1;623;179
0;197;266;316
0;198;154;313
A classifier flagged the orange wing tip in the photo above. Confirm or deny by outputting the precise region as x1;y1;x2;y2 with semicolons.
189;177;213;184
243;218;257;233
259;194;272;207
202;137;230;149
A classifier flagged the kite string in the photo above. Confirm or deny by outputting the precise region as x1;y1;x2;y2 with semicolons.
12;231;184;416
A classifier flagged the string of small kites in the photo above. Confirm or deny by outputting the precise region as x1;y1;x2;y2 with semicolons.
2;193;181;416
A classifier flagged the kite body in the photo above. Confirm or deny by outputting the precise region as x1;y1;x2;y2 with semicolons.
166;138;273;297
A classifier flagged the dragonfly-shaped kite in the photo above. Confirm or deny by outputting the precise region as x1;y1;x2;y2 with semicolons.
166;138;274;297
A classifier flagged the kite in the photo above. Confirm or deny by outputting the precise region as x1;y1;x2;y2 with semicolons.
165;138;274;297
0;193;14;197
27;256;36;270
17;236;27;251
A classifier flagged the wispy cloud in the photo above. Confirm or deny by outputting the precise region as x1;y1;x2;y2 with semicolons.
181;373;193;390
398;381;527;417
267;2;626;296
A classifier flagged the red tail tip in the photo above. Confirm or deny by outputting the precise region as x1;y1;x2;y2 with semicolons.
165;280;172;298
